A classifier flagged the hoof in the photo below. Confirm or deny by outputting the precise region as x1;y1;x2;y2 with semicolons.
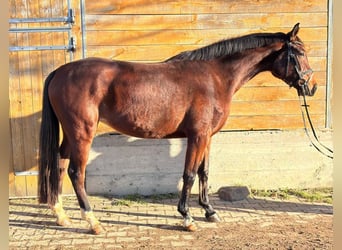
206;212;221;223
90;224;104;235
183;216;197;232
185;223;197;232
56;216;72;227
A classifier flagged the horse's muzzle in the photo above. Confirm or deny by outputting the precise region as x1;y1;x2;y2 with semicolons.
297;74;317;96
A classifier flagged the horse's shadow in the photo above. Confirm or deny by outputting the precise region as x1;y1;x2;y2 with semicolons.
9;193;332;234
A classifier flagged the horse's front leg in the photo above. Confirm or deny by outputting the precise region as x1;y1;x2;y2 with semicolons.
197;143;220;222
178;134;210;231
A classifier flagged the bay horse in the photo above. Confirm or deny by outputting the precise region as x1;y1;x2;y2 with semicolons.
38;23;317;234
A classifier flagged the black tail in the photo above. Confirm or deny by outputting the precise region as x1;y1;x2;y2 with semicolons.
38;70;60;205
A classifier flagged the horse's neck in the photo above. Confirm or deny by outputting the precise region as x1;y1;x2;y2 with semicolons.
220;42;283;92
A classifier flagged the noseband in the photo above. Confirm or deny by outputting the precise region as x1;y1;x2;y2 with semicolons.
285;41;313;91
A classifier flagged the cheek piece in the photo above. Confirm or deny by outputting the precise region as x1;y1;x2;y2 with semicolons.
285;41;313;96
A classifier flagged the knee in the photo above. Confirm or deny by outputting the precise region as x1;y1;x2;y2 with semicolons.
180;170;197;191
183;172;196;186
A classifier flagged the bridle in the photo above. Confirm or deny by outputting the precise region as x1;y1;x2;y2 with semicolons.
285;41;333;159
285;41;313;92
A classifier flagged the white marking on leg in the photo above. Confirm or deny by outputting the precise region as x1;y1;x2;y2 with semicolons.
183;216;194;227
49;196;71;226
81;209;100;228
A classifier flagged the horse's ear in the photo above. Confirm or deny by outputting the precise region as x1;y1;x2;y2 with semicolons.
288;23;300;41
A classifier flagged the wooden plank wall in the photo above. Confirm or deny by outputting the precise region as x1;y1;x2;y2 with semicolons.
9;0;82;197
84;0;329;133
9;0;329;197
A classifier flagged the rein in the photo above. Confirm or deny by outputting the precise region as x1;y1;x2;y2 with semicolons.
286;41;333;159
286;43;334;159
299;91;333;159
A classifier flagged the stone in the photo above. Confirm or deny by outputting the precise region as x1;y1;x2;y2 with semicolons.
218;186;250;201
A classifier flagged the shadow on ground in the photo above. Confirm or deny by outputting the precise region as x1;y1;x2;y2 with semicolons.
9;194;333;234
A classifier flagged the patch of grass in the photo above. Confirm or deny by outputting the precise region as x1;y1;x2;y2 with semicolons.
251;187;332;204
149;193;179;201
110;193;180;206
111;194;146;207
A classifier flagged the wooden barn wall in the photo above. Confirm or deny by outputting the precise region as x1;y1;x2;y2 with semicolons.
9;0;82;197
9;0;330;197
83;0;329;134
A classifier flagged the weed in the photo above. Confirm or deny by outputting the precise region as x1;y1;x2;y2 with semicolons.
150;193;179;201
251;187;332;204
111;194;146;207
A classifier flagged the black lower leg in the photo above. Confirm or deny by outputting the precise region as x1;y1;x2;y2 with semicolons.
178;172;196;219
198;161;216;218
68;163;92;212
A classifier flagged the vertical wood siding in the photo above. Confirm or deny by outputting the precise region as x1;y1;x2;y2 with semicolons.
9;0;329;197
83;0;329;133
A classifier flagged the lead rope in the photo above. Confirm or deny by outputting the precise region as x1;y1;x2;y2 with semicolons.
299;86;333;159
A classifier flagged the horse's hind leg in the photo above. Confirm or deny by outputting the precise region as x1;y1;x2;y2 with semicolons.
68;134;103;235
50;137;72;227
197;143;220;223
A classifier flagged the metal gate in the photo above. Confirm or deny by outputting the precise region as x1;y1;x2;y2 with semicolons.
9;9;76;58
9;0;82;197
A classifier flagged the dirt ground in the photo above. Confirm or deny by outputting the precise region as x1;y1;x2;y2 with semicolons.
150;214;333;250
115;212;333;250
9;193;333;249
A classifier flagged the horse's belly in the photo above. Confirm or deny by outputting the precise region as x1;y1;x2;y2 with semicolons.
100;108;185;139
99;82;189;138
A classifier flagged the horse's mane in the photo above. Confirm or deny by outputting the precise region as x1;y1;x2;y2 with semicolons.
166;32;288;61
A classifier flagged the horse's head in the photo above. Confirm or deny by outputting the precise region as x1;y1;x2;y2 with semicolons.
271;23;317;96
